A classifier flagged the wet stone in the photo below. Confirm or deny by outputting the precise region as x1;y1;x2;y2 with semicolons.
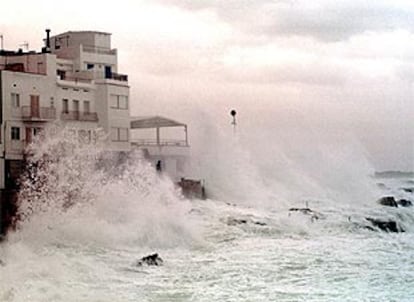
377;196;398;207
136;253;164;266
365;217;404;233
397;199;412;207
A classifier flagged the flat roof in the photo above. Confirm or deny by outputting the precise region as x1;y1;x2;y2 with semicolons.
130;116;187;129
52;30;111;37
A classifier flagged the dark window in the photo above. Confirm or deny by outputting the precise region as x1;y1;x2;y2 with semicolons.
11;127;20;140
105;66;112;79
57;70;66;80
87;63;94;70
62;99;69;113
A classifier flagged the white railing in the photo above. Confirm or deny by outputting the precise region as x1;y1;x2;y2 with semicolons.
131;139;188;147
82;45;116;55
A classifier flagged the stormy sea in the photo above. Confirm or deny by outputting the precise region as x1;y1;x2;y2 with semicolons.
0;121;413;302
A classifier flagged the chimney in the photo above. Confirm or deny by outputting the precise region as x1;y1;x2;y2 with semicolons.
45;29;51;49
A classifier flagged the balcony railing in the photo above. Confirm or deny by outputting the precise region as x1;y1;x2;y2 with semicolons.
61;111;79;121
80;112;98;122
58;75;92;84
61;111;98;122
131;139;189;147
105;72;128;82
21;106;56;121
82;45;116;55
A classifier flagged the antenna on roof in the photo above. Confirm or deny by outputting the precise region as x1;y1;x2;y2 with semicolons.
0;34;3;50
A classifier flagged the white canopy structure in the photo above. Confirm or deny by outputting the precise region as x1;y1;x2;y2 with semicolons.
130;116;188;147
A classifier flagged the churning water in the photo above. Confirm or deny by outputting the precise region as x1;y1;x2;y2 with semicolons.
0;124;414;302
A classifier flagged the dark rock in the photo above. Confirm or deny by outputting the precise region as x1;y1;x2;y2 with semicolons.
226;217;266;227
226;217;248;226
177;178;206;199
365;217;404;233
136;253;163;266
397;199;412;207
377;196;398;207
289;207;322;221
400;187;414;193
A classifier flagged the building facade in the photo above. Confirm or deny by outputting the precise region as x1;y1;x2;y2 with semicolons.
0;30;131;235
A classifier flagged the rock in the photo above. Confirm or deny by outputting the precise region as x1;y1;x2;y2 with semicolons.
377;196;398;207
397;199;412;207
226;217;248;226
400;187;414;193
226;217;266;227
289;207;322;221
136;253;163;266
365;217;404;233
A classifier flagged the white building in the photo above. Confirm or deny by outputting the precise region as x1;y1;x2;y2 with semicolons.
0;30;131;190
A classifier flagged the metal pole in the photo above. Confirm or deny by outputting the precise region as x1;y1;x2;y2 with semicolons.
230;109;237;134
0;35;3;50
156;127;160;145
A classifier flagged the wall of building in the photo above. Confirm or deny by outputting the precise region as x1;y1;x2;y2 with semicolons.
51;32;115;73
0;53;54;75
0;30;133;236
1;70;56;159
95;80;130;151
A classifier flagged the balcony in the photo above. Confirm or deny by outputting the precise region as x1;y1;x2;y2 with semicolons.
80;112;98;122
61;111;98;122
82;45;117;55
105;72;128;82
131;139;188;147
21;106;56;121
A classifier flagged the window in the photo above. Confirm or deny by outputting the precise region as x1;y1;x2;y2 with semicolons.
11;127;20;140
110;94;128;109
73;100;79;112
33;127;42;136
83;101;90;113
57;70;66;80
11;93;20;108
111;127;129;142
86;63;94;70
62;99;69;113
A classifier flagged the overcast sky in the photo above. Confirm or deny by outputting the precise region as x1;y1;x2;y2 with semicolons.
1;0;413;170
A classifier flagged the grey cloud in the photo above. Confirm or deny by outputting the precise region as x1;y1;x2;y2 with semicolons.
221;61;347;86
155;0;414;41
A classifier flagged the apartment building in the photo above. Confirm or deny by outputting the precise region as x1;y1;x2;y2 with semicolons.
0;30;131;190
0;30;131;235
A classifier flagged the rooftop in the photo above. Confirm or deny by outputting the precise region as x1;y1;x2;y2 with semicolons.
130;116;187;129
53;30;111;37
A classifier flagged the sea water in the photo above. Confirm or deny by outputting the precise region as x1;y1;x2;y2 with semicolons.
0;126;413;302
